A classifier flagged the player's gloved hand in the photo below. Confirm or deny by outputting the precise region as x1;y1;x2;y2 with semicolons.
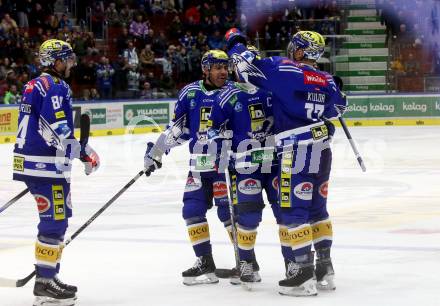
80;143;100;175
144;142;163;176
225;28;246;50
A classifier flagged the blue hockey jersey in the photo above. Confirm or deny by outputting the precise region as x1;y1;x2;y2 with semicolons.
228;43;347;145
159;80;232;173
209;82;275;170
13;73;75;183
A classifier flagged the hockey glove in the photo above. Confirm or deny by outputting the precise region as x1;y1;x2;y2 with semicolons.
225;28;247;50
80;143;100;175
144;142;163;176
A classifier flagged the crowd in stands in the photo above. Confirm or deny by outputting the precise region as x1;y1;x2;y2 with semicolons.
5;0;438;102
381;0;440;91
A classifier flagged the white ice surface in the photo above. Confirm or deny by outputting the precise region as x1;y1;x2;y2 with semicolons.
1;126;440;306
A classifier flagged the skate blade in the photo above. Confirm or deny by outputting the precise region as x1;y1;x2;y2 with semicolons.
279;278;318;297
317;274;336;291
231;271;261;286
183;273;219;286
33;296;77;306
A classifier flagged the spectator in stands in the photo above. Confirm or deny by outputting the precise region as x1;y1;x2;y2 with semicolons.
151;0;165;15
123;40;139;69
91;2;105;38
116;27;131;55
140;81;153;99
195;31;207;48
120;4;134;27
145;71;159;90
75;58;97;85
45;14;59;33
96;56;115;99
129;14;149;45
72;31;87;56
404;52;421;76
1;14;18;36
59;14;73;31
3;84;21;104
85;32;99;55
16;0;32;28
185;4;201;25
127;68;140;94
207;30;224;50
29;3;46;28
179;30;195;51
26;56;40;79
169;15;184;40
152;30;168;57
90;88;100;100
139;44;155;68
81;88;91;101
105;2;120;26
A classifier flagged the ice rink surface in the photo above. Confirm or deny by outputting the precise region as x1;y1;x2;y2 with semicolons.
1;126;439;306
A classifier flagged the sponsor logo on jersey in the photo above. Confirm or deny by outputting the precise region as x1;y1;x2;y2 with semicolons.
311;125;329;140
294;182;314;201
35;194;51;214
303;71;328;87
13;156;24;172
213;181;228;199
35;163;46;169
52;185;65;220
187;91;196;99
272;176;279;190
319;181;329;198
185;176;202;192
248;103;265;131
199;106;212;132
281;177;290;188
55;111;66;119
238;178;262;195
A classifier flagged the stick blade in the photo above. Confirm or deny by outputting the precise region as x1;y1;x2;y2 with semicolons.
0;277;20;287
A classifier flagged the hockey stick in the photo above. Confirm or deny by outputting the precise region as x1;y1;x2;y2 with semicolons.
338;114;366;172
215;167;240;279
332;75;366;172
0;165;158;288
0;114;92;215
0;188;29;214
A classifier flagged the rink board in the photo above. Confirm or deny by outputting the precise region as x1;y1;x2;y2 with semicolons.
1;95;440;144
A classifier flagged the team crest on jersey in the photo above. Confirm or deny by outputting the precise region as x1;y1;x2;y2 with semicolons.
35;195;51;214
234;101;243;112
294;182;313;200
303;71;327;87
185;176;202;192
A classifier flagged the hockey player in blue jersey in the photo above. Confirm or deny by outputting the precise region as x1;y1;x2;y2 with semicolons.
208;77;294;289
225;29;347;296
12;39;100;306
144;50;234;285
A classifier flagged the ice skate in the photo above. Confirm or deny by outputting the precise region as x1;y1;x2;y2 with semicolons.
279;260;317;297
33;277;77;306
315;257;336;290
54;275;78;293
182;254;219;285
230;259;261;285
